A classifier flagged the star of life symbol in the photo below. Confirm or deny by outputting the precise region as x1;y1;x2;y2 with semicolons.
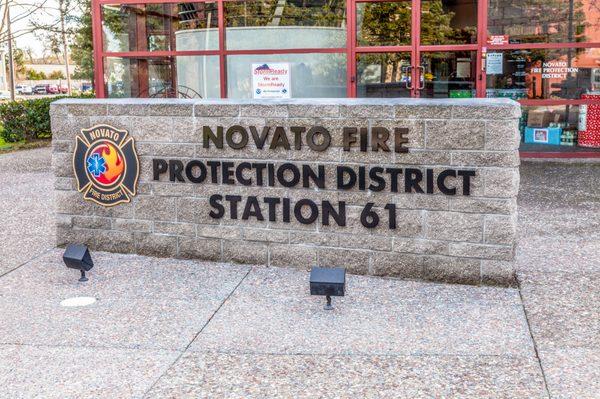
73;125;139;207
87;153;107;177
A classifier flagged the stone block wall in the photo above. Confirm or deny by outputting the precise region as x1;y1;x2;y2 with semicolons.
51;98;521;286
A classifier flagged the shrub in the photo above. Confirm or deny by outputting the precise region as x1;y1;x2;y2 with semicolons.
0;96;93;143
25;69;47;80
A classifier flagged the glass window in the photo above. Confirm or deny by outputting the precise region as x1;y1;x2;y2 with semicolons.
356;52;412;98
420;0;477;45
519;105;600;152
104;56;219;98
226;53;347;98
102;2;218;52
225;0;346;50
486;48;600;100
356;1;412;47
420;51;477;98
488;0;599;44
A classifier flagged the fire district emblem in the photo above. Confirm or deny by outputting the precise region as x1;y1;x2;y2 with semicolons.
73;125;139;207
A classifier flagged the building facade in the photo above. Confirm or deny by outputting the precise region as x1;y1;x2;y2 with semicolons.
91;0;600;157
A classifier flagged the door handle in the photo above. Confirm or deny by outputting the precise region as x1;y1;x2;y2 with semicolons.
404;66;414;90
417;66;425;90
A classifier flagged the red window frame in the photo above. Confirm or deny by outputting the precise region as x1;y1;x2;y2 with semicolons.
92;0;600;106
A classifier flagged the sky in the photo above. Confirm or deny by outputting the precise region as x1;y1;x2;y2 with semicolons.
10;0;76;60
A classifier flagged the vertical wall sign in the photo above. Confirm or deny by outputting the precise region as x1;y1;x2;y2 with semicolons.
72;124;139;207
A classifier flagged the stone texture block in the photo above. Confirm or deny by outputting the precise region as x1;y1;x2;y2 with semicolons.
223;240;268;265
71;216;112;230
449;243;514;261
177;198;218;225
88;116;133;133
198;225;242;240
339;234;393;252
449;197;516;215
113;219;152;233
129;116;174;142
135;233;177;258
50;115;90;141
422;256;481;285
395;104;453;119
371;252;423;279
317;248;370;275
288;104;339;118
171;117;197;142
243;228;289;243
481;260;517;287
194;103;240;117
51;152;73;178
240;104;288;117
134;196;176;222
486;120;521;150
177;237;221;261
392;238;449;256
451;152;520;167
426;120;485;150
107;102;193;116
289;231;339;247
484;169;520;198
154;221;196;237
485;215;517;245
52;140;73;153
268;244;317;270
65;103;107;116
340;104;393;119
452;103;520;119
54;177;76;191
426;211;483;242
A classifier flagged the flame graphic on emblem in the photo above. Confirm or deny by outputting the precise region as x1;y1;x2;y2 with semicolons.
101;142;124;182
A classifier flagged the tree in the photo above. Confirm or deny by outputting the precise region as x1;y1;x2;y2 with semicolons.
31;0;78;94
70;0;93;84
49;70;65;79
0;0;50;45
25;69;46;80
10;47;26;77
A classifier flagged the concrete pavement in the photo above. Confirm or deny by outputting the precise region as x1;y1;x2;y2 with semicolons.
0;147;597;398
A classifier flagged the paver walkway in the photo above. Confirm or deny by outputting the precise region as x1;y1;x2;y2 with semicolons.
0;148;597;398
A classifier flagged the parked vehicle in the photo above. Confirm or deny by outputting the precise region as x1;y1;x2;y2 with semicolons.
59;85;69;94
47;85;59;94
0;91;11;100
33;84;49;94
15;85;33;95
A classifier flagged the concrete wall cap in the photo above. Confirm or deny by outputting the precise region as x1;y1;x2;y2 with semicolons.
52;97;519;108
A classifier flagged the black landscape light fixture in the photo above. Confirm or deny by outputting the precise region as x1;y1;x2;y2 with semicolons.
309;267;346;310
63;244;94;282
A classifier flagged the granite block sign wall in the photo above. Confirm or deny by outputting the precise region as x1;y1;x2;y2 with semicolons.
51;98;521;286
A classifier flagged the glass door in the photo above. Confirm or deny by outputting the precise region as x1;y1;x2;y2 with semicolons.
353;0;417;97
356;52;413;97
352;0;481;98
418;51;477;98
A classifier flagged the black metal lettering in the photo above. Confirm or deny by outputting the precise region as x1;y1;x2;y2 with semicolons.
209;194;224;218
185;160;207;183
242;196;264;221
294;199;319;224
152;159;167;180
322;201;346;227
404;168;424;193
168;160;184;182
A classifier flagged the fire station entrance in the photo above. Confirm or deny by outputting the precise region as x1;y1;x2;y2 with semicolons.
350;0;480;99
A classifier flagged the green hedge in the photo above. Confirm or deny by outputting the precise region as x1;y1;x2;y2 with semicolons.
0;96;92;143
